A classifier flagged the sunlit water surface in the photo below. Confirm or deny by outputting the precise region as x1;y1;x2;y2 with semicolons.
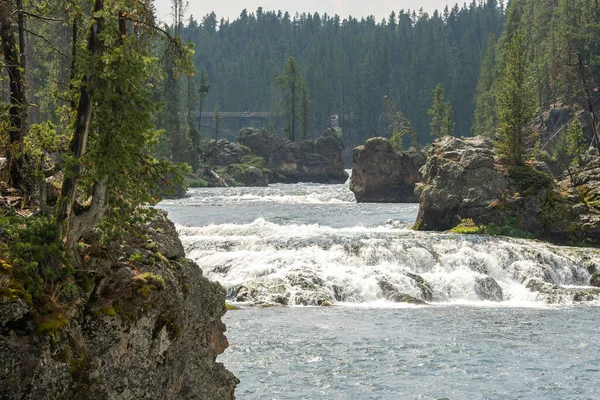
159;175;600;399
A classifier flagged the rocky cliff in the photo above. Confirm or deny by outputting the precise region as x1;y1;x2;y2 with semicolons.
237;128;349;184
0;211;238;399
350;137;425;203
415;136;600;246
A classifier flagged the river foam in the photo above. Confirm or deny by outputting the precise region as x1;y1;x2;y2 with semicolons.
177;218;600;306
159;177;600;307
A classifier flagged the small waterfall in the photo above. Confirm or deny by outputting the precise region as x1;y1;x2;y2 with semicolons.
177;219;600;306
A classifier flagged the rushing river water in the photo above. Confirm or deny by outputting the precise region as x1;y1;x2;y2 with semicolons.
159;176;600;399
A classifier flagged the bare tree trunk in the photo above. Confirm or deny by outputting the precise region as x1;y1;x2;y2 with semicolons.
291;85;296;142
576;53;600;156
57;0;104;243
0;0;28;189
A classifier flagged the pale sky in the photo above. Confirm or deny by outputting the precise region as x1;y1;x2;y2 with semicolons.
153;0;460;24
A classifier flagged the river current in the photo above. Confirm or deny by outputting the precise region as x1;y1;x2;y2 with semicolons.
159;176;600;399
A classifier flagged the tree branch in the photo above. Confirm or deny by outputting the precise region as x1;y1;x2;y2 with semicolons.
23;27;70;58
15;10;65;22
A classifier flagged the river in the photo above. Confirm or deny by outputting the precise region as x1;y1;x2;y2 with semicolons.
159;177;600;399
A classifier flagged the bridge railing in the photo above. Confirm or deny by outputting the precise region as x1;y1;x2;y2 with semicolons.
200;111;272;119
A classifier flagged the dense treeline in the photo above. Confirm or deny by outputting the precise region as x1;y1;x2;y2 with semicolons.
173;1;505;151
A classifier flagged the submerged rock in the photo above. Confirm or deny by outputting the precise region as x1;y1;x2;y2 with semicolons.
525;278;600;304
350;137;426;202
474;276;503;302
404;272;434;302
0;211;238;399
235;278;290;305
590;274;600;288
377;279;427;305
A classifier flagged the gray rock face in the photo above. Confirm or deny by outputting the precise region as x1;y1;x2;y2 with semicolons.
0;299;29;328
350;137;425;203
238;128;348;183
201;139;250;166
0;211;238;399
415;136;508;230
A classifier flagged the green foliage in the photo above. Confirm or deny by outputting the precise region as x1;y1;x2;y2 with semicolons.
0;215;70;303
450;218;480;234
450;217;534;239
428;84;454;138
240;154;266;168
552;118;587;168
508;165;553;196
187;178;209;188
495;31;537;164
565;119;587;167
133;272;165;297
129;252;144;263
36;312;69;335
481;218;535;239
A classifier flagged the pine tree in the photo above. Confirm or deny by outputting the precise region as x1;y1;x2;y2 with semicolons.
276;56;309;142
428;84;453;137
495;30;536;164
565;118;586;167
444;102;455;137
300;84;311;141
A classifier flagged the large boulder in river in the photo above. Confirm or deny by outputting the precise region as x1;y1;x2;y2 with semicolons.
415;136;508;230
350;137;426;202
237;128;348;184
414;135;600;246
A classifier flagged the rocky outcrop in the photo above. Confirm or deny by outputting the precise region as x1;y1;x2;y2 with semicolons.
0;211;238;399
415;135;600;246
200;139;250;167
237;128;348;184
350;137;426;202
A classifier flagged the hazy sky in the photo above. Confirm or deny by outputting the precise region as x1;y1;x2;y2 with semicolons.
153;0;458;24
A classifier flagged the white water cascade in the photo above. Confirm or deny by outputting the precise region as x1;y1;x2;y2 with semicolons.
161;177;600;307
